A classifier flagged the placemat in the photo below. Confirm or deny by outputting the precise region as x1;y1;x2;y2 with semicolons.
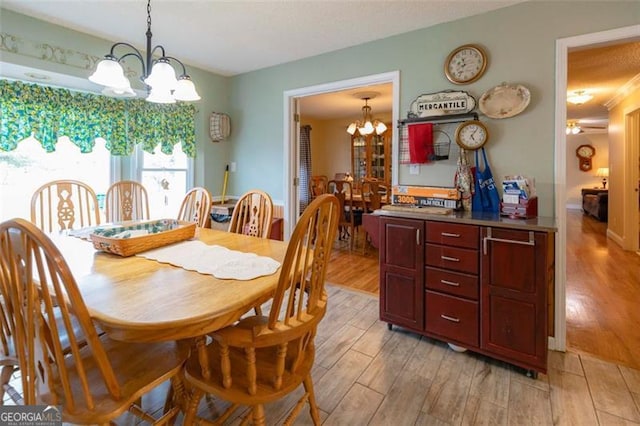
137;240;281;280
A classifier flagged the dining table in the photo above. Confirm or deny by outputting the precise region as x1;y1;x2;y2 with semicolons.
51;227;288;343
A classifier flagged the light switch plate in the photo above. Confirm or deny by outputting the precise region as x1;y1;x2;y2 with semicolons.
409;164;420;175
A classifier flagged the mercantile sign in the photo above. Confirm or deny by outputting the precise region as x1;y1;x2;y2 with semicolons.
408;91;476;117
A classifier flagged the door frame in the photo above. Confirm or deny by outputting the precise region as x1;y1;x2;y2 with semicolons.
283;71;400;238
554;24;640;352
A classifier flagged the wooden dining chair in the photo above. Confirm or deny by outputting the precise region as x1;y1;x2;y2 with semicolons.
104;180;150;223
309;175;328;200
30;179;101;233
0;300;20;405
183;194;340;426
0;218;189;424
328;179;362;251
178;187;212;228
228;189;273;239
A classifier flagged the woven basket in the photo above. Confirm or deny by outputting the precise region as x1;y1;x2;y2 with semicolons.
90;219;196;257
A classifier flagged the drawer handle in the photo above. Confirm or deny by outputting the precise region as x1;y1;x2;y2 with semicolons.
441;314;460;323
483;228;535;255
441;279;460;287
441;255;460;262
441;232;460;238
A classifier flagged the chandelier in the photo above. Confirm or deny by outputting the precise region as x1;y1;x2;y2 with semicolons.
89;0;200;104
346;95;387;136
566;90;593;105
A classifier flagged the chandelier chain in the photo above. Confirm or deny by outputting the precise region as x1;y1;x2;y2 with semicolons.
147;0;152;32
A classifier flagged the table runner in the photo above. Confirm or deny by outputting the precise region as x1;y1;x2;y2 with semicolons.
137;240;281;280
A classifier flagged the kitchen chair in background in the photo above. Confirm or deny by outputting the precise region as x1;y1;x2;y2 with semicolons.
104;180;150;223
228;189;273;239
183;194;340;426
30;179;101;233
178;187;212;228
360;179;385;255
0;218;189;424
309;175;328;200
328;179;362;251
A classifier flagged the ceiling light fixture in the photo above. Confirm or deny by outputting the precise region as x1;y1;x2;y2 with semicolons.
88;0;200;103
566;122;582;135
566;90;593;105
346;94;387;136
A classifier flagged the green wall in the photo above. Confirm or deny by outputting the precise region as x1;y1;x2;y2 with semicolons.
227;1;639;215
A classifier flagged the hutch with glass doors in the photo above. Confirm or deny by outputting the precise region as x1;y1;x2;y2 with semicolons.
351;126;391;188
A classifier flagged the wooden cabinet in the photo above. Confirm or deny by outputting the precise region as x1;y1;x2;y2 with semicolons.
379;217;424;330
379;216;555;375
481;227;552;373
351;128;391;188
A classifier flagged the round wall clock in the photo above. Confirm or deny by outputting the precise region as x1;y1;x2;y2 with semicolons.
455;120;489;150
576;144;596;171
445;44;488;85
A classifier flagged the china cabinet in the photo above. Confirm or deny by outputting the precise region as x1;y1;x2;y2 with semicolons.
351;127;391;187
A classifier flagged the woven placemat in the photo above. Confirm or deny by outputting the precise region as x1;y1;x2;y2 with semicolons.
381;204;453;215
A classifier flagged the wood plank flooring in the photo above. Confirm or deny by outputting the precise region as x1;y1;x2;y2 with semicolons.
4;285;640;425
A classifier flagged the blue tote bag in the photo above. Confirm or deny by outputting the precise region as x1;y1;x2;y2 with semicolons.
472;148;501;213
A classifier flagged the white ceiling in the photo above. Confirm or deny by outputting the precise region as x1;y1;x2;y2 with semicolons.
1;0;526;77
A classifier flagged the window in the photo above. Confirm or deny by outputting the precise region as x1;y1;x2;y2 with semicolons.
0;136;116;222
136;144;193;220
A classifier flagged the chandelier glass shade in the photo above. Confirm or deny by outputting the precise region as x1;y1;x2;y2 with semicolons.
89;0;200;103
347;98;387;136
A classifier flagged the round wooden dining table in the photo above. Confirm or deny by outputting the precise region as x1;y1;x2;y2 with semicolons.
52;227;287;343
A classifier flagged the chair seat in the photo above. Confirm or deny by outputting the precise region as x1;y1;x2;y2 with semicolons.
185;338;314;406
41;335;189;424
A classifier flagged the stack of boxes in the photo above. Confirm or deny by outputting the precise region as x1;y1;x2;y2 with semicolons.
392;185;462;210
500;176;537;218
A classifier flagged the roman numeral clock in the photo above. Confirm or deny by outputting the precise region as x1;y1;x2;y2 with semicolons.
445;44;488;85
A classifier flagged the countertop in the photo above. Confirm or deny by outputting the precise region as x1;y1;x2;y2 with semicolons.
372;205;557;233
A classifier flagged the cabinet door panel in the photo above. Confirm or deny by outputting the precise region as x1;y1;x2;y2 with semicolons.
380;218;424;330
482;229;542;293
381;271;424;329
485;295;539;359
384;220;422;270
425;244;478;274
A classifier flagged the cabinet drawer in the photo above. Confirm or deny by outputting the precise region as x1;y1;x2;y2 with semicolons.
426;244;478;274
425;267;478;300
426;222;479;249
426;291;478;347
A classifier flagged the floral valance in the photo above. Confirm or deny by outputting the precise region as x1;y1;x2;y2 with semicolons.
0;79;196;157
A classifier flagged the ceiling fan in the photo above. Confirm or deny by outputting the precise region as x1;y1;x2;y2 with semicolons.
566;120;607;134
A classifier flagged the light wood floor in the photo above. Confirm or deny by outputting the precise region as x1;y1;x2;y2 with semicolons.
327;213;640;371
7;285;639;425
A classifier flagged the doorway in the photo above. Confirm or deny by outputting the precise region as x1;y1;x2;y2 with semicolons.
555;24;640;355
283;71;400;238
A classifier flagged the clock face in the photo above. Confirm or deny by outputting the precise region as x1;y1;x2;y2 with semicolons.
455;121;488;150
576;145;595;158
445;45;487;84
